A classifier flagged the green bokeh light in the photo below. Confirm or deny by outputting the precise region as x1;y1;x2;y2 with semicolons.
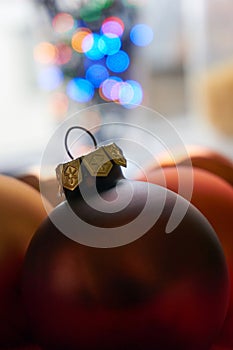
80;0;114;22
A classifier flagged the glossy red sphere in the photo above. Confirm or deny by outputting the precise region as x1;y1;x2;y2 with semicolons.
22;180;229;350
136;165;233;348
0;175;52;347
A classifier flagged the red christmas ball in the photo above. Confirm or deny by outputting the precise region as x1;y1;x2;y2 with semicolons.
210;346;232;350
155;145;233;187
21;144;229;350
0;174;52;347
1;346;42;350
136;165;233;348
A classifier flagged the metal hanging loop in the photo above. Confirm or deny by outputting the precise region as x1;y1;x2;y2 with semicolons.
64;126;98;160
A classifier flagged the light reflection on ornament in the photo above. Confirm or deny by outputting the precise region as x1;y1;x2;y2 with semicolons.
72;28;92;53
55;43;72;65
101;16;124;37
99;77;122;101
38;66;63;91
82;33;105;60
52;13;75;34
67;78;94;103
98;34;121;56
86;64;109;88
106;50;130;73
130;24;153;47
34;42;57;65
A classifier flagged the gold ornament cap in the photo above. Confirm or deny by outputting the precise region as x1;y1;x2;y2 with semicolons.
56;142;127;193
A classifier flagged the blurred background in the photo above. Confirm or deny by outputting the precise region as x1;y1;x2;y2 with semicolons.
0;0;233;178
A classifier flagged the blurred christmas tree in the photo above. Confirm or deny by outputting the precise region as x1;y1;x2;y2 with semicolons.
34;0;153;120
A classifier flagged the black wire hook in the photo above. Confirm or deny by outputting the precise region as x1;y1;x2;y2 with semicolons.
64;126;98;160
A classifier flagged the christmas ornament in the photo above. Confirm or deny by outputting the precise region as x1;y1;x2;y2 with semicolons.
136;165;233;349
17;174;40;192
0;175;52;347
154;145;233;187
1;346;42;350
210;345;232;350
22;127;229;350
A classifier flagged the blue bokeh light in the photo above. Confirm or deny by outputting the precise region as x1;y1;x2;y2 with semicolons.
98;34;121;56
38;66;63;91
100;76;122;100
66;78;94;103
82;33;105;60
123;80;143;108
86;64;109;88
84;57;106;71
118;82;134;104
130;24;153;47
106;51;130;73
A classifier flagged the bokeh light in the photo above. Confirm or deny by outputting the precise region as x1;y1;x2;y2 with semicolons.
34;42;57;64
82;33;105;60
86;64;109;88
101;16;125;37
99;76;122;101
38;66;63;91
123;80;143;108
52;13;75;34
107;79;143;107
130;24;154;47
79;0;114;22
110;81;123;102
98;34;121;55
80;10;101;23
118;82;134;104
106;50;130;73
72;28;92;53
35;2;147;109
67;78;94;103
84;57;106;71
55;43;72;65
